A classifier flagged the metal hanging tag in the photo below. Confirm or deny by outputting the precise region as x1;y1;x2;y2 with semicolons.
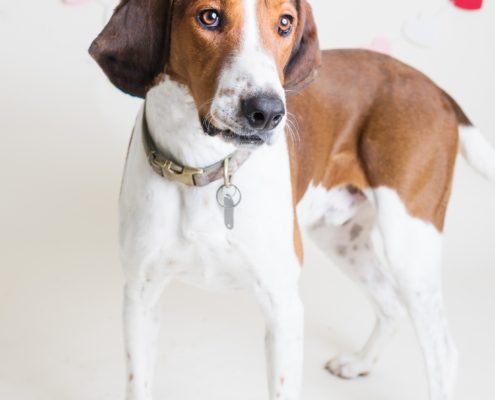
216;157;242;230
223;193;235;229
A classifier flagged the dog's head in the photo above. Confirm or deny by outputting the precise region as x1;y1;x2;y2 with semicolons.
89;0;320;147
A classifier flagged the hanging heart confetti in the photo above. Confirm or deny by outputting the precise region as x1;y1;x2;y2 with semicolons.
451;0;483;10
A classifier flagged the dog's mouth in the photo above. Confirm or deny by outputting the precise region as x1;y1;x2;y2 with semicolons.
200;118;268;147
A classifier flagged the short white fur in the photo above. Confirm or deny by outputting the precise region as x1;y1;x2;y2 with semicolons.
298;185;458;399
460;125;495;182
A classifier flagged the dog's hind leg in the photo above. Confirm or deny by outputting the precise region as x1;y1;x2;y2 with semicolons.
123;265;170;400
308;191;406;379
374;187;458;400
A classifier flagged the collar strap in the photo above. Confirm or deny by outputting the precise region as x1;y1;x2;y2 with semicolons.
142;106;250;187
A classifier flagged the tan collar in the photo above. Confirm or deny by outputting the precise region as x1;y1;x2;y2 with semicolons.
142;106;251;187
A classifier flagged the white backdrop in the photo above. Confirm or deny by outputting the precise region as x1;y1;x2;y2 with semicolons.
0;1;494;399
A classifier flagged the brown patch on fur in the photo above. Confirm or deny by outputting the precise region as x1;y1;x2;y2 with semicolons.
350;224;363;241
336;245;347;257
255;0;299;82
167;0;245;114
293;213;304;265
218;88;236;97
289;50;461;231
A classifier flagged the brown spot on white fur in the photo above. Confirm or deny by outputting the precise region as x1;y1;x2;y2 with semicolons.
289;50;462;232
336;245;347;257
350;224;363;241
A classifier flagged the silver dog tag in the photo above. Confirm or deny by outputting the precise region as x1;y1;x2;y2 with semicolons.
224;193;235;230
217;184;242;230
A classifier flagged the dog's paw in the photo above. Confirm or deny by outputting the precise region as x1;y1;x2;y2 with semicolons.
324;354;372;380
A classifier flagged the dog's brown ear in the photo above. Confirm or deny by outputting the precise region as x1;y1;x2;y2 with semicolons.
89;0;173;98
284;0;321;93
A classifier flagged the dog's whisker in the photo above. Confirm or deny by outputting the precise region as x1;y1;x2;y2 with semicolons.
198;97;215;115
285;114;301;145
285;122;296;145
287;112;301;135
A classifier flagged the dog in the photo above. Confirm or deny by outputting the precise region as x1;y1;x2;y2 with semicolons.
89;1;495;399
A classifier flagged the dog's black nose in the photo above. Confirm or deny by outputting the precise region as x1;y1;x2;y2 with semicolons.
242;95;285;130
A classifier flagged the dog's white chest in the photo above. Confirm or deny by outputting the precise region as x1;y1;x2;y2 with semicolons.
163;187;254;291
119;113;297;293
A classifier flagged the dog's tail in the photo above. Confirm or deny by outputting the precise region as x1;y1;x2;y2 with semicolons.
444;91;495;182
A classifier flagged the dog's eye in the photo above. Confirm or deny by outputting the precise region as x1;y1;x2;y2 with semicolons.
198;9;221;30
278;15;294;36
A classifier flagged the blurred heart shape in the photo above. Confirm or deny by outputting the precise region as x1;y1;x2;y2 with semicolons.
451;0;483;10
363;37;393;55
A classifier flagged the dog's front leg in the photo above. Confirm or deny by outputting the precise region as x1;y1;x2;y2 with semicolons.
123;273;169;400
256;280;304;400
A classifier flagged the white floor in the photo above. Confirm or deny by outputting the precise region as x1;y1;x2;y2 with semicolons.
1;185;495;400
1;1;495;400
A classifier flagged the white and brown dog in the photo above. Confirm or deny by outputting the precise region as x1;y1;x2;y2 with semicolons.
89;1;495;399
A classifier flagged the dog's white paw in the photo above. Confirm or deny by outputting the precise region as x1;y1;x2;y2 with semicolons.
325;354;372;380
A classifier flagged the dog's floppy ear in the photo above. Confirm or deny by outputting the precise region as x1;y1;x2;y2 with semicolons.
89;0;173;98
284;0;321;92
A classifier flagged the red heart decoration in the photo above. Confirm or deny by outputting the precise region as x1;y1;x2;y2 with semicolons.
451;0;483;10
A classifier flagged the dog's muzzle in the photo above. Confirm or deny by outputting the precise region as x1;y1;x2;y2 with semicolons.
202;94;285;147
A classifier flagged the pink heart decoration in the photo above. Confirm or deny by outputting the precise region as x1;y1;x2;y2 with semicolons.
363;37;392;55
451;0;483;10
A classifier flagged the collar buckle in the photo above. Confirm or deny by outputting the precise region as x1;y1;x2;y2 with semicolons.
162;159;204;186
148;152;204;186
